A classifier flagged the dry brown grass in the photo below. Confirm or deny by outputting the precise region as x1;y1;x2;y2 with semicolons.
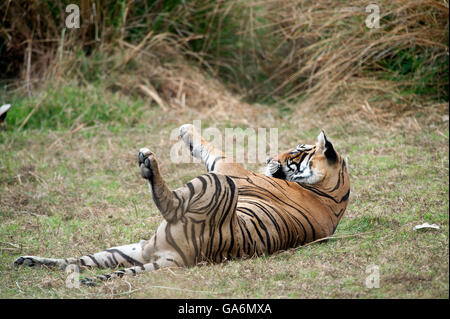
251;0;448;107
1;0;447;114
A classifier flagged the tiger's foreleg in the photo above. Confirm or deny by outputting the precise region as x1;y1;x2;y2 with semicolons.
179;124;227;172
179;124;248;176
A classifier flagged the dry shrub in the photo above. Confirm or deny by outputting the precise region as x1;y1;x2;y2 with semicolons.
50;35;259;122
0;0;259;118
250;0;449;109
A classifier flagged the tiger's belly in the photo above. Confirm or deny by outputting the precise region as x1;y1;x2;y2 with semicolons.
234;196;311;257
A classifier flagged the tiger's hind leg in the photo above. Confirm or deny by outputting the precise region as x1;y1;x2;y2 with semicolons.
138;148;182;223
14;245;182;287
179;124;248;176
13;242;147;271
138;147;239;225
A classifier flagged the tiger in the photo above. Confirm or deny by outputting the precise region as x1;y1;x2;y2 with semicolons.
13;124;350;286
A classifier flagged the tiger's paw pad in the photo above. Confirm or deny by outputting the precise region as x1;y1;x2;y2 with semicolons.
14;256;39;267
138;148;156;180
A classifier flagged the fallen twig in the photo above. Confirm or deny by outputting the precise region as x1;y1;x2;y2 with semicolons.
287;230;378;253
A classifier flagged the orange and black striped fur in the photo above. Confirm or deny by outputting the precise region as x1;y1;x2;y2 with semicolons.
14;124;350;285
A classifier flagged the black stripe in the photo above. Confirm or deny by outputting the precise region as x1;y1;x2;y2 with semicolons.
210;156;226;171
239;177;317;241
87;255;102;268
191;223;199;260
239;206;271;253
165;258;181;267
248;218;266;246
340;189;350;203
106;249;144;267
107;255;116;268
164;224;189;266
186;182;195;201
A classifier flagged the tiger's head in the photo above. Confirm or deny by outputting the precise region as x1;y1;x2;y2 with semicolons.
265;131;342;185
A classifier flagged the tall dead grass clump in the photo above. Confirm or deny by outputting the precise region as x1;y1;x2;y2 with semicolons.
248;0;448;109
0;0;256;114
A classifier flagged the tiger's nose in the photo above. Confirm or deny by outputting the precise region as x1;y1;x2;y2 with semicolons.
266;157;273;164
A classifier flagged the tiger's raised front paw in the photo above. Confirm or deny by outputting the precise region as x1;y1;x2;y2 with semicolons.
138;148;158;180
179;124;205;158
179;124;195;141
179;123;200;150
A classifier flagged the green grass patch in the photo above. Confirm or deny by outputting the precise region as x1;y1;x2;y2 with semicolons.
4;85;148;130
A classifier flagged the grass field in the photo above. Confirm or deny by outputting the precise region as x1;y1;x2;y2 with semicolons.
0;84;448;298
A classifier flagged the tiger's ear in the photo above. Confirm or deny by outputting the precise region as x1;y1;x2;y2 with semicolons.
317;130;338;164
